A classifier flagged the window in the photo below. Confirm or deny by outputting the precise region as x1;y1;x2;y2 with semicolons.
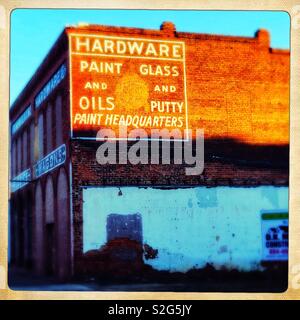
30;122;35;165
17;136;22;174
22;130;28;169
38;113;44;159
12;141;16;177
55;95;63;146
46;103;53;153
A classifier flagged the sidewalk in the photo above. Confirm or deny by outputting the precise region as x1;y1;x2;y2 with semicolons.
8;266;288;292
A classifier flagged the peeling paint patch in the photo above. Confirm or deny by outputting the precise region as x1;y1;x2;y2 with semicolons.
144;243;158;260
195;188;218;208
218;245;228;254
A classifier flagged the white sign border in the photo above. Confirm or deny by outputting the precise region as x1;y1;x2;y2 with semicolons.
68;32;189;141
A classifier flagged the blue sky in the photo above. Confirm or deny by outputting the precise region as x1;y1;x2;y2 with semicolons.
10;9;290;104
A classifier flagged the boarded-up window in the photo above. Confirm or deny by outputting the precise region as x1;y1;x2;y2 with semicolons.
106;213;142;243
45;177;54;224
34;182;44;275
38;113;44;159
46;103;53;153
29;123;34;165
55;95;63;147
22;130;28;169
45;176;55;275
12;141;16;177
57;169;70;279
17;136;22;174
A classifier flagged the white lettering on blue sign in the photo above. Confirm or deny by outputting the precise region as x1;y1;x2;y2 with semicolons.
11;105;32;135
34;144;66;178
11;169;31;192
35;63;67;108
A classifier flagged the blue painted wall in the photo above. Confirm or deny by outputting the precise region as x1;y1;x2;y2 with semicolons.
83;186;288;271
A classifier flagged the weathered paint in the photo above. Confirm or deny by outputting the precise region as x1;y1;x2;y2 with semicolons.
83;186;288;272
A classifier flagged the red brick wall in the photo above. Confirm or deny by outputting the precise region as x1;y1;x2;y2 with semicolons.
71;141;288;272
9;24;289;278
66;24;289;145
185;33;289;145
67;24;289;274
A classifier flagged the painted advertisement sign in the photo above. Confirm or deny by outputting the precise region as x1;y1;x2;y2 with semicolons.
68;32;188;140
11;105;32;135
11;169;31;193
35;63;67;108
261;212;288;261
34;144;66;178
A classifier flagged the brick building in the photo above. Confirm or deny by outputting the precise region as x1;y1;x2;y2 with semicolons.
9;22;289;282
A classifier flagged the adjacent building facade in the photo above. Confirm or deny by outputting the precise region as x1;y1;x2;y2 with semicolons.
9;22;289;281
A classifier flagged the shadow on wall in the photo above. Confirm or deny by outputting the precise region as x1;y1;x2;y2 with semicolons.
204;138;289;169
72;136;289;169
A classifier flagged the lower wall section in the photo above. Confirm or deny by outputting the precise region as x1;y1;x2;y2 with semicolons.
82;186;288;272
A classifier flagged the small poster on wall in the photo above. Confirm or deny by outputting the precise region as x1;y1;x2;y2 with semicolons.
261;212;288;261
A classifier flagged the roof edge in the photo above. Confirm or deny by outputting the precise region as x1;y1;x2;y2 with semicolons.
10;28;68;113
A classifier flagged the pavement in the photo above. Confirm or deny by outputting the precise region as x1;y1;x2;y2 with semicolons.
8;266;288;292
